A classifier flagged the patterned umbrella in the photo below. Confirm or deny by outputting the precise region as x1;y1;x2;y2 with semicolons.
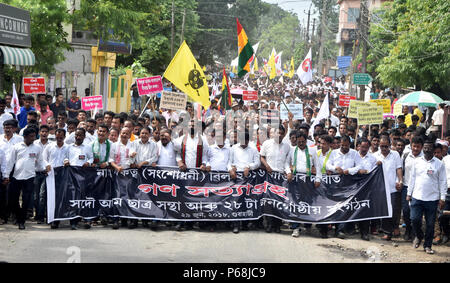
395;91;443;107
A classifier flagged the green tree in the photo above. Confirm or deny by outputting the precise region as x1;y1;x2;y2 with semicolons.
0;0;72;92
74;0;200;75
369;0;450;97
256;3;300;61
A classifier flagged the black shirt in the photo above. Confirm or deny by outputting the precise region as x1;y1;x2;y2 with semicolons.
50;102;66;119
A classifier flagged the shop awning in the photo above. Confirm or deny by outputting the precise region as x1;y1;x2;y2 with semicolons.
0;45;35;66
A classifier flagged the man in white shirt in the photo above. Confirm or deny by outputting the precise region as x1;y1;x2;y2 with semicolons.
440;145;450;245
373;136;403;241
369;134;380;154
64;128;93;167
329;109;340;128
431;103;445;134
0;146;7;225
157;128;177;167
43;129;69;170
229;132;261;176
57;111;68;131
326;135;362;176
325;135;362;239
33;125;51;224
228;131;261;234
44;129;77;230
109;127;132;230
4;127;47;230
206;129;230;172
355;137;378;241
110;127;133;173
0;119;23;224
0;119;23;163
175;120;209;171
130;126;158;169
401;136;424;241
408;139;447;254
129;126;158;229
64;128;94;229
4;93;14;115
0;98;13;135
315;134;334;239
260;125;290;233
357;138;378;174
285;132;322;237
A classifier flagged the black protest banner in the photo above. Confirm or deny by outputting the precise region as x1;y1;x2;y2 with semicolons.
47;166;391;224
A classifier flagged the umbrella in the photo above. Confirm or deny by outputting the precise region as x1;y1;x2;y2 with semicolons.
395;91;443;107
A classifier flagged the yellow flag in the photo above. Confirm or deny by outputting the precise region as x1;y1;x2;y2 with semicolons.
253;57;259;72
268;49;276;79
288;57;295;78
163;41;210;109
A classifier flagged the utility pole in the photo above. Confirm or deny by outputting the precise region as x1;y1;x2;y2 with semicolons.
180;8;186;45
305;3;312;44
359;0;369;100
171;0;175;58
311;18;316;46
318;0;327;76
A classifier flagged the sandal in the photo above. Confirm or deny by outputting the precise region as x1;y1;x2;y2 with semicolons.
424;247;435;254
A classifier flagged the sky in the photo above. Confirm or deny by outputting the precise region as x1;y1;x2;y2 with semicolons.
262;0;320;28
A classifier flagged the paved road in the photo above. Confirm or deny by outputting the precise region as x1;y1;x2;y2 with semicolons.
0;222;449;263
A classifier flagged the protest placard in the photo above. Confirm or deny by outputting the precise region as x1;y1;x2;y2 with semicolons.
82;96;103;111
370;99;391;114
160;91;187;111
137;76;164;96
348;100;374;118
357;105;384;125
393;103;403;116
242;90;258;101
338;94;356;107
280;103;303;120
23;77;46;94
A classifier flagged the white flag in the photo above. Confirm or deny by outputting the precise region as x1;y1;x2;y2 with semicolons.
297;48;313;85
11;83;20;115
309;94;329;137
275;51;283;75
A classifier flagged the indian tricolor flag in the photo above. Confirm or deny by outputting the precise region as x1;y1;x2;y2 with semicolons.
236;18;254;78
220;68;232;111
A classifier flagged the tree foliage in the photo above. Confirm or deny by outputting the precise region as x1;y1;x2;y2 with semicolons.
369;0;450;97
2;0;72;74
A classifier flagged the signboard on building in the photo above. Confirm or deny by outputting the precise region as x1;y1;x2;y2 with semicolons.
98;39;132;55
0;3;31;48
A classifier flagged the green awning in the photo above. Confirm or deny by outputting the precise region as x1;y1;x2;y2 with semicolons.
0;45;35;66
